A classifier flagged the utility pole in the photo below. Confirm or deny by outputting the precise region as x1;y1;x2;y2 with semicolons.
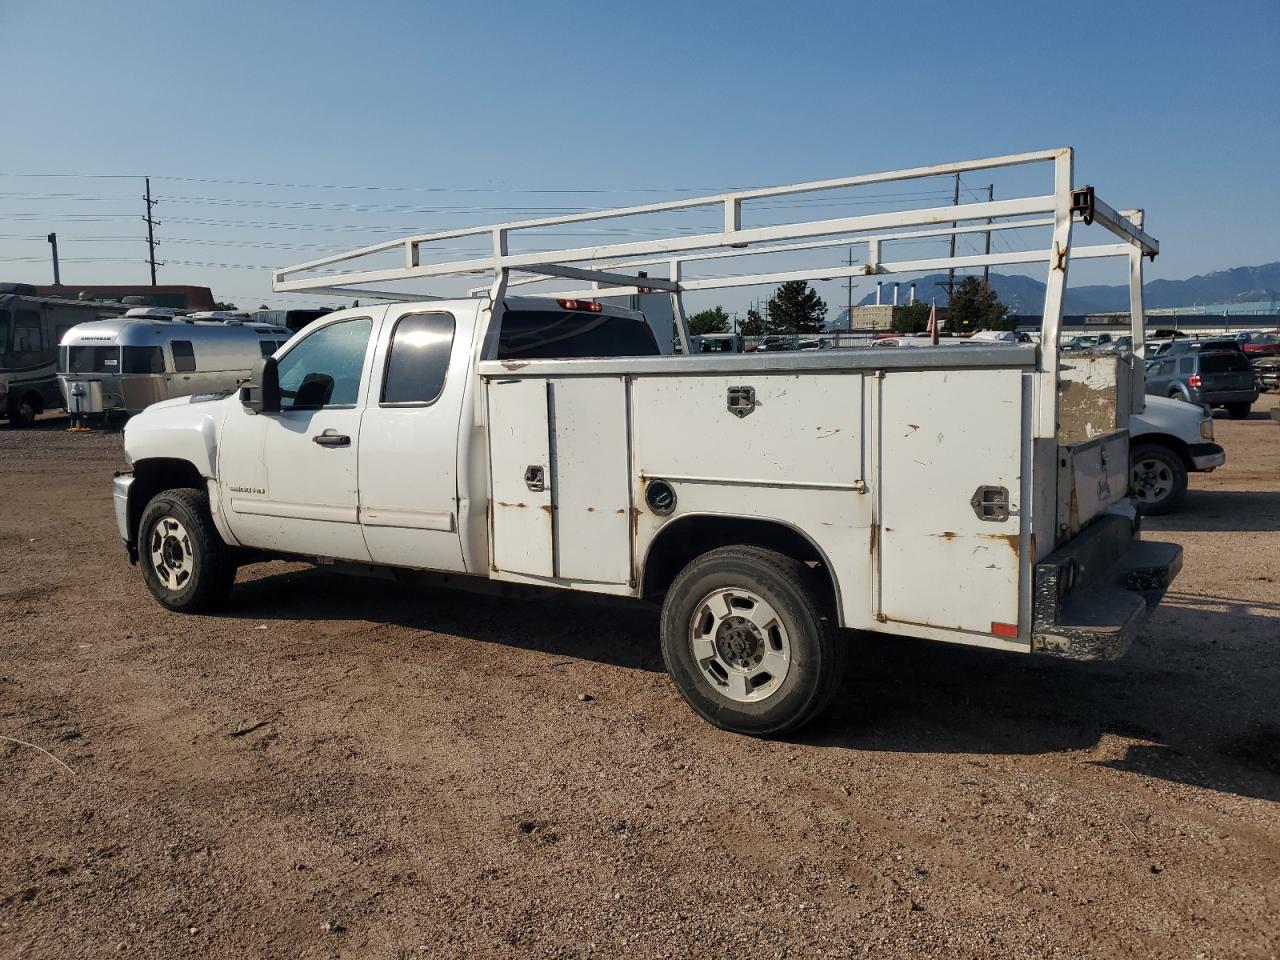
47;233;61;286
845;247;855;329
946;172;960;302
143;176;158;286
982;183;994;286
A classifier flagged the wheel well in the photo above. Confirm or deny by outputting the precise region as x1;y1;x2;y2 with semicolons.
641;514;838;609
1130;434;1192;469
128;458;206;543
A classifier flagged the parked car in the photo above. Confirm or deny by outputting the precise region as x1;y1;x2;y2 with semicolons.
1254;354;1280;391
1145;346;1258;418
1236;332;1280;358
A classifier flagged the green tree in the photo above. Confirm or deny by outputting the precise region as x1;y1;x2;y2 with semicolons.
212;301;237;311
947;277;1010;331
688;306;731;336
739;307;766;337
891;301;931;334
766;280;826;334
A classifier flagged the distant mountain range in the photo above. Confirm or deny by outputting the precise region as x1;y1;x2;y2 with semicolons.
852;261;1280;316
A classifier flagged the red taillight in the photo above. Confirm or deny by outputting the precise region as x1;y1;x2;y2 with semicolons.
556;299;603;313
1187;374;1202;388
991;621;1019;638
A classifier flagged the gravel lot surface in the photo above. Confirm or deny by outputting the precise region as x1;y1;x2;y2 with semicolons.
2;401;1278;959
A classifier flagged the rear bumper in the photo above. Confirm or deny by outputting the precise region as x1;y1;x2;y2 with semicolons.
1032;507;1181;661
1187;441;1225;472
1198;389;1258;405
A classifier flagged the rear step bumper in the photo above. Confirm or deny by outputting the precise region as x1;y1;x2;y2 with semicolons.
1032;508;1182;661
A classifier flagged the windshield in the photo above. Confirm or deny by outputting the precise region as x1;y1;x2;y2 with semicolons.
497;310;659;360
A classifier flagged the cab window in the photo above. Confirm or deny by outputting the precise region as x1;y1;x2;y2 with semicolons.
276;317;373;410
381;312;454;405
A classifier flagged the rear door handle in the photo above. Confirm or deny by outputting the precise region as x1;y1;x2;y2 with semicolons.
312;432;351;447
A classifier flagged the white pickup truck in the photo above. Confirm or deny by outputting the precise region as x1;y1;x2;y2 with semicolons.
111;150;1183;735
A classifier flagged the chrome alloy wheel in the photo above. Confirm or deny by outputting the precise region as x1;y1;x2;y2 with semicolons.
1131;456;1174;506
149;516;195;591
689;588;792;703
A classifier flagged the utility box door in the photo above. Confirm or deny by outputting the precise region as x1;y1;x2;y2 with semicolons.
550;377;632;584
878;368;1024;634
487;378;554;577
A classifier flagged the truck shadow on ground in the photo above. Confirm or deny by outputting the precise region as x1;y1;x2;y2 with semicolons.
226;567;1280;803
1142;490;1280;532
807;590;1280;803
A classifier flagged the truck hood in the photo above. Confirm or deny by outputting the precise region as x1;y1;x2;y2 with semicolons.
1131;393;1208;443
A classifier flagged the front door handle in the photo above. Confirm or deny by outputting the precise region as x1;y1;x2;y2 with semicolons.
312;432;351;447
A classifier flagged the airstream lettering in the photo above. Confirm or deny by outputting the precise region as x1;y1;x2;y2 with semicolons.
0;283;126;426
58;311;291;418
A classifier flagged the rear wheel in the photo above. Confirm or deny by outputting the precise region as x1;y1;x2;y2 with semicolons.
5;392;39;427
1130;443;1187;516
660;546;845;736
1225;402;1252;420
138;488;236;612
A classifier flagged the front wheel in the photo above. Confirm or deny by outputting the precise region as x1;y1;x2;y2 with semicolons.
1225;402;1252;420
1130;443;1188;516
660;546;846;736
138;488;237;612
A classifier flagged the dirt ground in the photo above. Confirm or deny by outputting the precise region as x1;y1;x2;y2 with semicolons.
2;402;1278;960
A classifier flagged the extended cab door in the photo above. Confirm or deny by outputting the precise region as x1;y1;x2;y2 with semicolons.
356;305;475;572
218;310;384;561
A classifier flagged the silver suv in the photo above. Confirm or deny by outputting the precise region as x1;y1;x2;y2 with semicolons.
1145;346;1258;419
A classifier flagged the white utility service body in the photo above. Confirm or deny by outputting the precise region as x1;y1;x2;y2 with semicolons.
114;148;1182;734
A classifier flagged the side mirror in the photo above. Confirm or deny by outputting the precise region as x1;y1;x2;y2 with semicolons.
239;356;281;414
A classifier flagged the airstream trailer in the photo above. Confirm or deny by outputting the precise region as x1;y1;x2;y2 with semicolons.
57;311;291;418
0;284;127;426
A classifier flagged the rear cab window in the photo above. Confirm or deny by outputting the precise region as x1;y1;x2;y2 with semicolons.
497;309;659;360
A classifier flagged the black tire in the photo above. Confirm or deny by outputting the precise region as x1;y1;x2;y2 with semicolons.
1130;443;1188;516
6;392;38;427
1226;402;1252;420
138;487;236;612
660;546;845;736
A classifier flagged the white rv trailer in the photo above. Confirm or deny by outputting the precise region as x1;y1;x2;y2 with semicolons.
114;148;1181;735
0;284;126;425
58;312;291;417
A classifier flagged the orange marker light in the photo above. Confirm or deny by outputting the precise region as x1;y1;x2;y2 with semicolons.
991;621;1019;638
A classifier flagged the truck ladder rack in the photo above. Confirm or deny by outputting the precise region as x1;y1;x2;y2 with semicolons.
272;147;1159;439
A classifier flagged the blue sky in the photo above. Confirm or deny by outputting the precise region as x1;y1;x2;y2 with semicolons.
2;0;1277;314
